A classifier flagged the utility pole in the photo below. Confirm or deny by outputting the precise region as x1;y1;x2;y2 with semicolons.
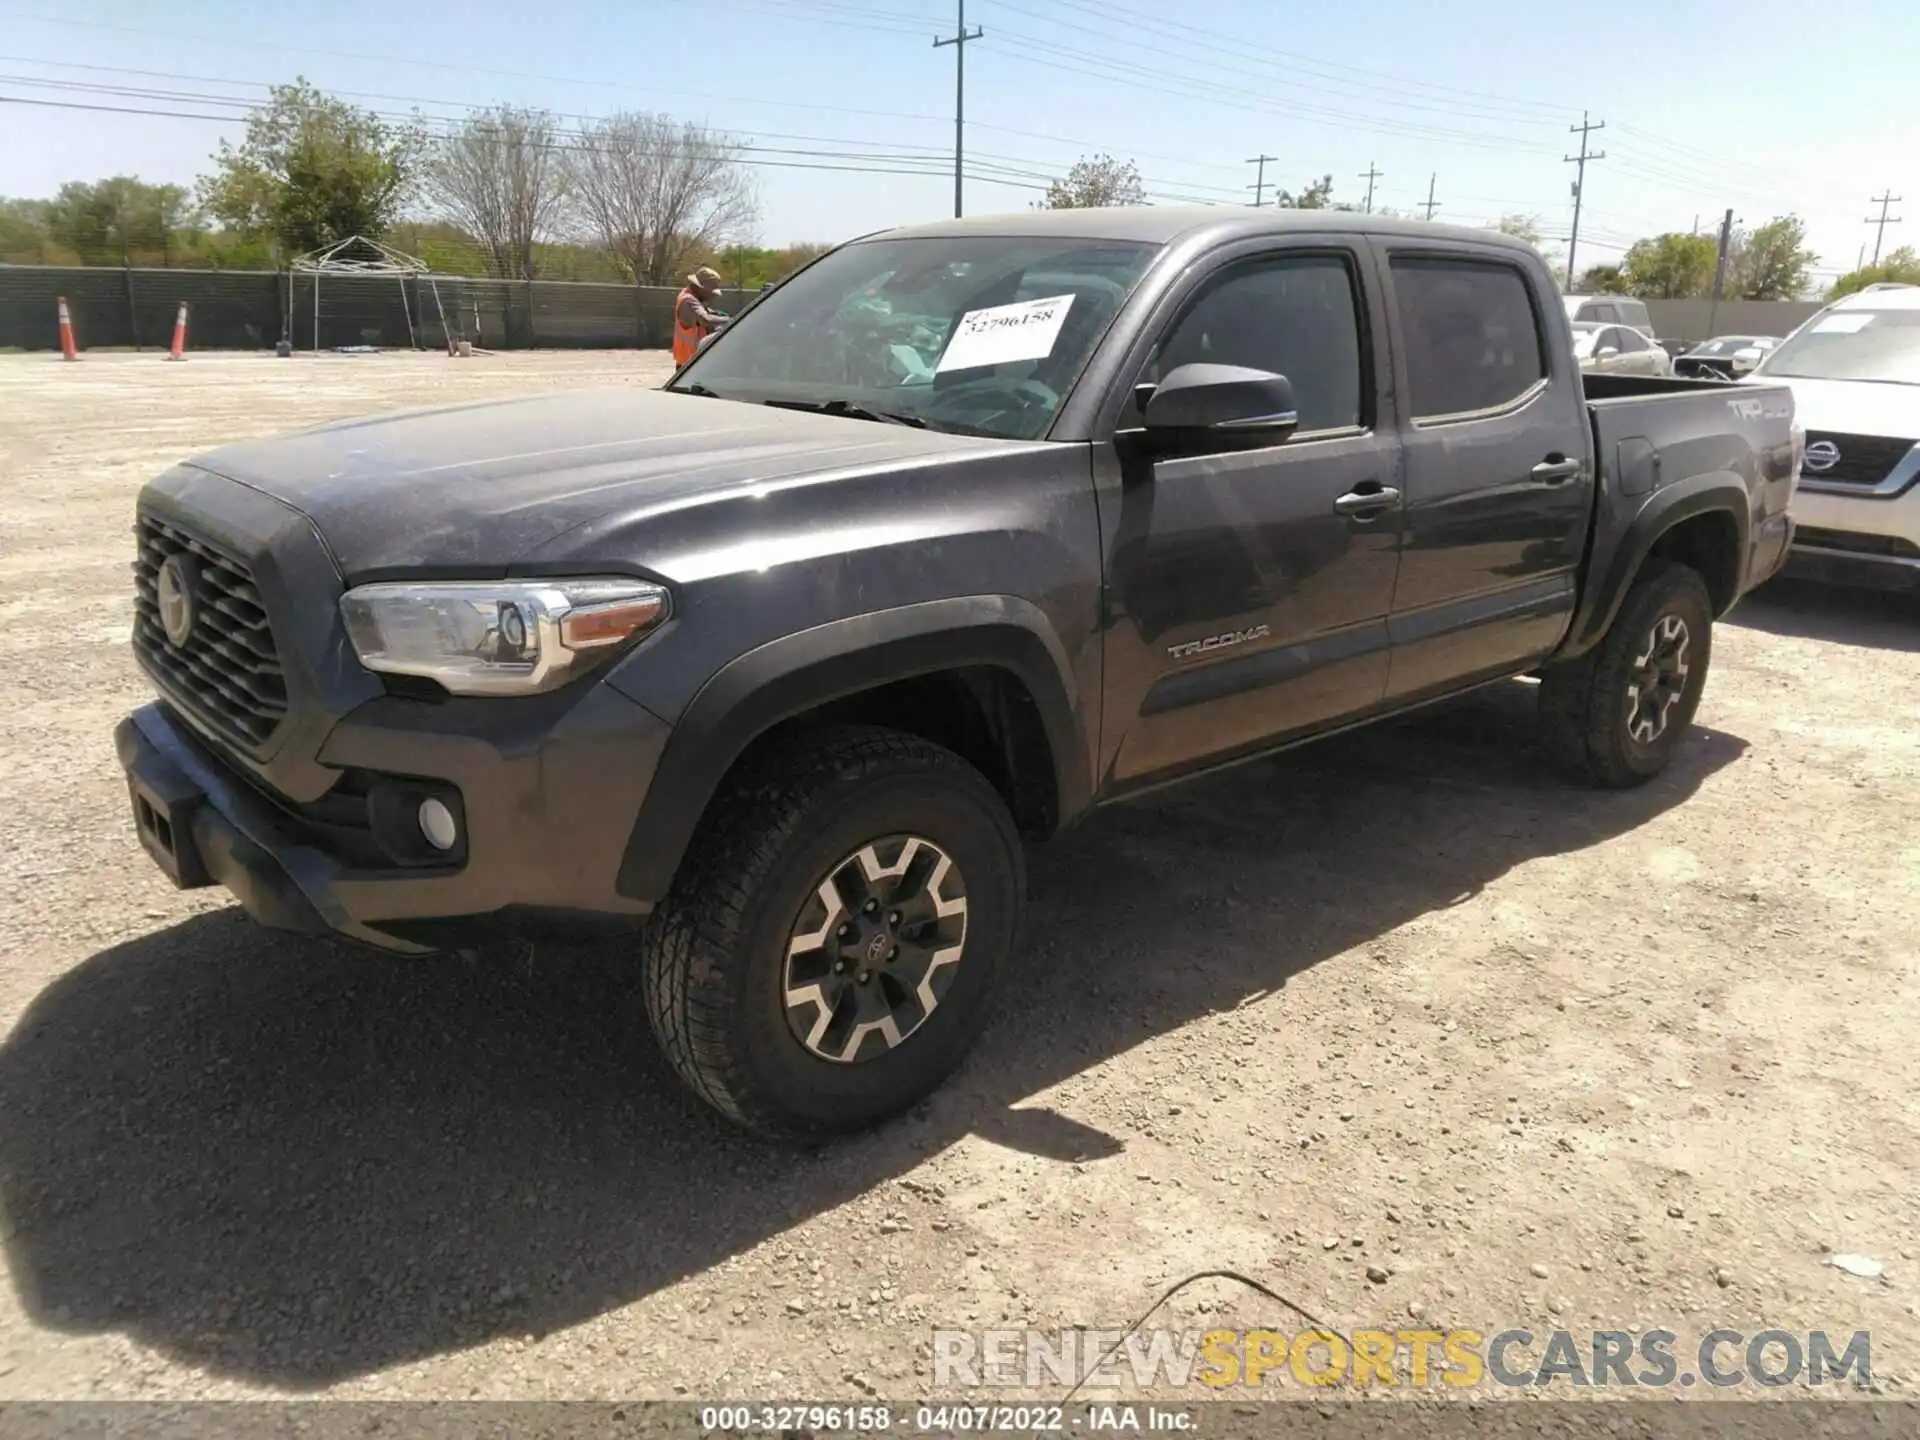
1708;207;1735;337
1359;162;1382;214
1564;110;1606;285
1865;191;1903;265
1420;173;1440;221
933;0;983;219
1246;154;1278;207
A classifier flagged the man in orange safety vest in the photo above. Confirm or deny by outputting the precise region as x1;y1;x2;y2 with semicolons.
672;267;729;367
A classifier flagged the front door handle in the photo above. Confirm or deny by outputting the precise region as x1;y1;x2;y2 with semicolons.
1333;483;1403;518
1532;456;1583;484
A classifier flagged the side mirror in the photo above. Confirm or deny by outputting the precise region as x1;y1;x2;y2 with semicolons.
1730;347;1761;374
1595;346;1619;360
1136;363;1298;451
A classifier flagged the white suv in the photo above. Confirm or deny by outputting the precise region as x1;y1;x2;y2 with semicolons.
1749;284;1920;590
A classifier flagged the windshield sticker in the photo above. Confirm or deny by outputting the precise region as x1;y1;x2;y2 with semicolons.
1811;314;1873;334
935;293;1077;373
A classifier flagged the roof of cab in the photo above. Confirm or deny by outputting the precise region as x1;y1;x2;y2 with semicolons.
1828;282;1920;310
852;204;1540;255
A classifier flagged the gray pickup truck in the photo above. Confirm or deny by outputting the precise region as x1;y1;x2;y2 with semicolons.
117;209;1800;1136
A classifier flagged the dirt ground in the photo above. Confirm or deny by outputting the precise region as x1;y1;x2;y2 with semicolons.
0;350;1915;1405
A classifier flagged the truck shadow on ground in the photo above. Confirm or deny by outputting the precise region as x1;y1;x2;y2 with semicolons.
0;681;1746;1389
1728;577;1920;652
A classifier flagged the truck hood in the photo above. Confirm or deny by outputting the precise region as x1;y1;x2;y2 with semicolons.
184;386;1017;579
1748;374;1920;438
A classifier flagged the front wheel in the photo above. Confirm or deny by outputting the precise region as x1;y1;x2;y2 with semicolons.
640;726;1024;1137
1538;560;1715;788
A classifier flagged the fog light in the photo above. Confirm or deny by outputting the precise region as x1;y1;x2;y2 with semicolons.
418;797;459;851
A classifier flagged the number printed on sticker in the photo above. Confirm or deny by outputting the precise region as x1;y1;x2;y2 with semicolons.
935;294;1077;373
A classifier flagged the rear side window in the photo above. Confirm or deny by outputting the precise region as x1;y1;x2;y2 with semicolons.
1391;257;1547;419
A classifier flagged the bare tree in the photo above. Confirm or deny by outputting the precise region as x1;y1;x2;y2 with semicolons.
426;105;569;280
565;113;757;286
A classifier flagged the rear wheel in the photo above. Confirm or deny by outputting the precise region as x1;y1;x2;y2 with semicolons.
1538;560;1714;788
640;725;1024;1137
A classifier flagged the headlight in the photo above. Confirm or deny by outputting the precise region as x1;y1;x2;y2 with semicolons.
340;577;669;696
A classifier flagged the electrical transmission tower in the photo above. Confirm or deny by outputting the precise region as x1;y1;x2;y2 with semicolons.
1420;173;1440;221
1565;111;1606;284
1246;154;1278;207
1865;191;1904;265
933;0;984;219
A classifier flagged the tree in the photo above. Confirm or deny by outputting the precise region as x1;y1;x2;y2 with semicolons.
1620;232;1718;298
425;106;569;281
1275;175;1335;209
1494;213;1544;247
1041;154;1144;209
565;113;757;286
200;78;425;255
1577;264;1627;293
1728;216;1815;301
0;196;57;263
44;177;194;266
1828;246;1920;297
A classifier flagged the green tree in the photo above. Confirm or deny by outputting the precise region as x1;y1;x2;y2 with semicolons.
1041;154;1145;209
200;78;425;255
1275;174;1335;209
1621;232;1718;298
1827;246;1920;298
0;196;58;263
1729;216;1816;300
1577;263;1627;293
44;177;194;266
1494;213;1544;247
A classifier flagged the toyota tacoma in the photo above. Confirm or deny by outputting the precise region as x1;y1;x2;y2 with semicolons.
117;208;1800;1136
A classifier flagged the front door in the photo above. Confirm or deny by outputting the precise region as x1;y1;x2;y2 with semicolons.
1097;246;1403;790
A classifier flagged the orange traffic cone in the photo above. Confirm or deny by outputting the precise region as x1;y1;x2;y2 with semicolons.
57;296;79;360
165;301;189;361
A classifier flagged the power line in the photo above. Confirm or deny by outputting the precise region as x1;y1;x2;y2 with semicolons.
1865;191;1903;265
1246;154;1277;207
1564;110;1606;283
931;0;983;218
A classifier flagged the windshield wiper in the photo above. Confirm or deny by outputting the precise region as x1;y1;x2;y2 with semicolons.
760;397;928;428
676;382;724;398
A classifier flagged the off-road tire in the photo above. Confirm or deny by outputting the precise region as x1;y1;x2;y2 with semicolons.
1538;559;1714;788
640;725;1024;1138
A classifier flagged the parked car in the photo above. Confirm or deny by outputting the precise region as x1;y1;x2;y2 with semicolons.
116;208;1799;1136
1573;321;1674;376
1747;283;1920;590
1563;293;1657;338
1677;335;1777;380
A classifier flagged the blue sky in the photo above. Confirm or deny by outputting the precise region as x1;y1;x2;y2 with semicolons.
2;0;1915;285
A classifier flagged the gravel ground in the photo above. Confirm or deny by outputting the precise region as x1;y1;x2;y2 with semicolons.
0;350;1915;1404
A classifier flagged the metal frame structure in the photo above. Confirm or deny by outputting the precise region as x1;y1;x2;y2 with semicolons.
287;235;429;354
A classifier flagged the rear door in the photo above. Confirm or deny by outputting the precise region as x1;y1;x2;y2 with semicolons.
1094;240;1402;789
1374;245;1595;702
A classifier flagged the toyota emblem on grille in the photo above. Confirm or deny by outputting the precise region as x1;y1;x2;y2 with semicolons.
155;554;199;647
1803;440;1841;474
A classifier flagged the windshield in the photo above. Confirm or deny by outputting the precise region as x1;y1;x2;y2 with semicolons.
668;234;1160;439
1695;337;1758;356
1761;309;1920;385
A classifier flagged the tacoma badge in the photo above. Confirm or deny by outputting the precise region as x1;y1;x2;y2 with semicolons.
1167;623;1271;660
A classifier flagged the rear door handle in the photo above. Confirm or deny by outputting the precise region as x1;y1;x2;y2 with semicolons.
1532;456;1583;484
1333;483;1403;518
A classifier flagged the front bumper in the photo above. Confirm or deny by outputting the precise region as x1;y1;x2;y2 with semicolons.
1786;482;1920;592
118;683;672;955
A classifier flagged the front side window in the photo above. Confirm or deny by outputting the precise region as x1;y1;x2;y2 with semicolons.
1391;257;1547;419
1144;253;1367;434
669;235;1160;439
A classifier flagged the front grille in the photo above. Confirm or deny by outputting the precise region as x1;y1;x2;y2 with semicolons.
1800;431;1917;488
132;514;288;749
1793;526;1920;560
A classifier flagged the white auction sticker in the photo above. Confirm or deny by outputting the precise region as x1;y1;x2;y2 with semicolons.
1810;313;1873;334
935;293;1076;373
